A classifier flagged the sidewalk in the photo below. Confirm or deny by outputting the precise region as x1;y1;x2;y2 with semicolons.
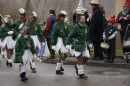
42;56;130;69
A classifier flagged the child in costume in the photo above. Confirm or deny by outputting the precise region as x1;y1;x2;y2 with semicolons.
37;22;46;62
66;12;90;79
51;10;69;75
103;16;118;63
14;26;36;81
0;15;14;67
27;11;45;73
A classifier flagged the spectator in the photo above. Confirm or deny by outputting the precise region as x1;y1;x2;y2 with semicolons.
116;0;130;59
89;0;104;60
43;8;56;59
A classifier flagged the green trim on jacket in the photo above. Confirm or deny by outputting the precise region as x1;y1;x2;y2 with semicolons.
27;22;45;42
51;21;69;45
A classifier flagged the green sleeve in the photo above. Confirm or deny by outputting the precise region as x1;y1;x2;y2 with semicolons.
0;28;8;38
51;23;58;45
38;24;45;42
66;26;77;45
15;38;21;52
30;38;36;54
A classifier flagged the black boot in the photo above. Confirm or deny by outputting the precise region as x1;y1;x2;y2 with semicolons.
20;72;28;81
2;55;5;58
60;66;64;71
56;70;64;75
6;61;9;66
9;63;13;67
32;68;36;73
74;65;78;75
79;74;88;79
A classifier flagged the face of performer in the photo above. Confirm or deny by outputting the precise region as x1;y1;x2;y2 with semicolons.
20;27;28;35
79;15;85;25
19;14;25;19
60;16;65;22
29;16;36;22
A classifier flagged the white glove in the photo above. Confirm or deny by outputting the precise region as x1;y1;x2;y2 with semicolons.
66;45;71;49
33;54;37;61
8;31;14;35
52;46;56;50
42;42;45;46
19;23;24;29
4;18;8;23
88;43;93;48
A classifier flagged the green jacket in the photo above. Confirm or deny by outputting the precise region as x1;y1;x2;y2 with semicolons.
66;23;89;51
15;35;36;63
0;25;12;42
105;25;118;45
27;22;45;42
7;19;24;40
51;22;69;45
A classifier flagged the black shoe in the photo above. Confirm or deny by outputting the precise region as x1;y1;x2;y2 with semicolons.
9;63;13;67
30;63;33;70
107;59;114;63
6;61;9;66
104;60;110;62
32;68;36;73
74;65;78;75
95;57;104;60
91;57;96;60
20;72;28;81
2;55;5;58
61;66;64;71
56;70;64;75
79;74;88;79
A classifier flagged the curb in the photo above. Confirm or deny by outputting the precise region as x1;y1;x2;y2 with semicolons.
42;58;130;69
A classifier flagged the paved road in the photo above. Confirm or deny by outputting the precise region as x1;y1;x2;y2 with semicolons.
0;57;130;86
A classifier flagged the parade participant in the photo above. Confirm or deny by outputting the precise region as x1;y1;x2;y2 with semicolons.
116;0;130;59
51;10;69;75
66;12;90;79
27;11;45;73
14;26;36;81
0;15;14;67
43;8;56;59
10;8;27;40
89;0;104;60
37;22;46;62
103;16;118;63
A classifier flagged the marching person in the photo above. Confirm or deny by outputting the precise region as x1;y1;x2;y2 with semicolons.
51;10;69;75
43;8;56;59
14;26;36;81
0;15;14;67
66;12;90;79
27;11;45;73
103;16;118;63
10;8;27;40
116;0;130;59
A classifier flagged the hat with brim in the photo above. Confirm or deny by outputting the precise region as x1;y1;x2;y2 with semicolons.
19;8;25;15
76;11;84;16
89;0;99;5
5;15;11;19
30;11;38;18
59;10;67;17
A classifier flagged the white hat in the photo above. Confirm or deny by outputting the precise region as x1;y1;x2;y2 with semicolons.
89;0;99;5
76;0;84;12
